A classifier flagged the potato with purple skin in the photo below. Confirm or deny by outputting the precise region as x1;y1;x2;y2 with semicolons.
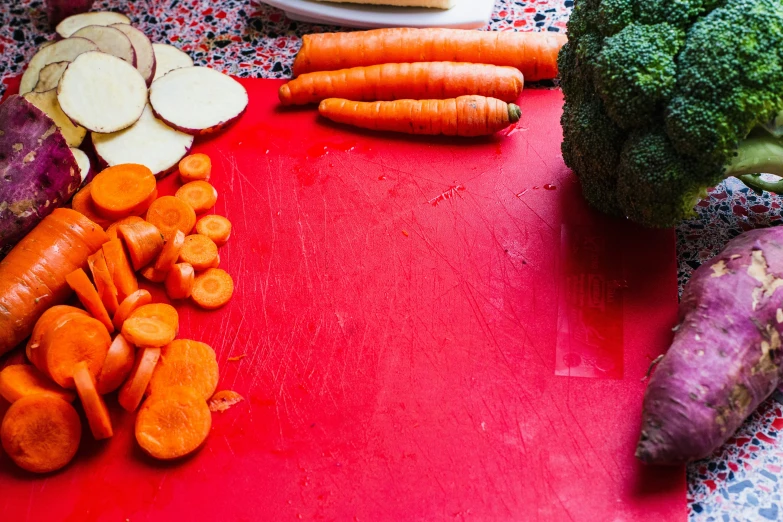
637;228;783;465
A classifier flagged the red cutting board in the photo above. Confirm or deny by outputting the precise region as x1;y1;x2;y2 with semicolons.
0;79;685;521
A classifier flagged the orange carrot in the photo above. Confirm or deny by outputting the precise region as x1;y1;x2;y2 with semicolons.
73;362;113;440
140;265;168;282
293;28;567;81
106;216;144;241
129;303;179;336
27;305;89;367
209;254;220;269
175;181;218;214
179;153;212;183
38;312;111;389
0;208;107;355
66;268;115;332
88;250;119;316
165;263;195;300
191;268;234;310
121;317;176;348
195;215;231;246
208;390;244;413
0;394;81;473
0;364;76;403
118;347;160;412
145;195;197;242
90;163;157;220
71;183;113;229
135;387;211;460
148;339;218;399
179;234;219;271
117;220;164;270
154;230;186;271
102;238;138;302
96;334;136;395
319;96;521;137
112;289;152;331
280;62;525;106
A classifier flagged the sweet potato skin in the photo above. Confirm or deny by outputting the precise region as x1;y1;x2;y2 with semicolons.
637;228;783;465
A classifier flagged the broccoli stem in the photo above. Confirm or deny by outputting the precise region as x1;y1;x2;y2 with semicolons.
725;135;783;193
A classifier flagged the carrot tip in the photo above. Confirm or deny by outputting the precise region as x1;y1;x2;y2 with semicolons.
508;104;521;123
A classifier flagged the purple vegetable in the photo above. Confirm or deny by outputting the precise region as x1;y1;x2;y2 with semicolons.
0;95;80;258
46;0;95;28
637;227;783;465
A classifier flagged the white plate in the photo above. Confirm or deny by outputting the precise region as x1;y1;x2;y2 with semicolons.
261;0;495;29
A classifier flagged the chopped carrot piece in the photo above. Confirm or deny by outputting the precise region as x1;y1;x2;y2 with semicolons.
73;362;113;440
175;181;217;214
38;312;111;389
165;263;195;300
129;303;179;336
1;395;81;473
71;183;113;229
102;238;138;302
135;387;211;460
106;216;144;241
145;195;196;242
118;347;160;412
209;254;220;269
117;221;164;271
191;268;234;310
154;230;186;271
0;364;76;403
122;317;176;348
179;153;211;182
112;289;153;331
208;390;244;413
90;163;157;220
65;268;115;332
140;265;167;283
148;339;218;399
27;305;88;367
227;354;246;362
88;250;119;316
96;334;136;395
195;215;231;246
178;234;218;271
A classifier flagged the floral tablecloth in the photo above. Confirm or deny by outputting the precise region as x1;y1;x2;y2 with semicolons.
1;1;780;520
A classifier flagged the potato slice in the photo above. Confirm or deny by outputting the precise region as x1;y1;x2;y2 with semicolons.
33;61;69;93
19;37;98;95
72;25;136;65
111;24;156;85
23;89;87;147
55;11;130;38
70;147;92;184
151;43;193;82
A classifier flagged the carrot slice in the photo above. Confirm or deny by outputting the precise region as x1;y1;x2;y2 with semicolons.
0;364;76;403
122;317;176;348
66;268;115;332
88;250;119;316
195;215;231;246
154;230;186;271
73;362;113;440
27;305;89;367
191;268;234;310
129;303;179;335
145;195;197;241
90;163;157;220
165;263;195;300
96;334;136;395
71;183;113;229
135;387;211;460
102;238;138;302
148;339;218;400
175;181;217;214
1;395;81;473
140;265;168;283
117;220;164;270
208;390;244;412
106;216;144;241
179;153;211;182
118;347;160;412
209;254;220;269
112;289;152;331
39;312;111;389
179;234;218;271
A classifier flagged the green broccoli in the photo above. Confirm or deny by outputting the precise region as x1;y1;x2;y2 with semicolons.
561;0;783;227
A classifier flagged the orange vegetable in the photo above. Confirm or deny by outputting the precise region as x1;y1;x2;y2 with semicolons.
71;183;113;229
96;334;136;395
293;28;567;81
102;238;138;302
117;220;164;270
135;386;211;460
318;96;521;137
1;394;82;473
121;317;176;348
191;268;234;310
179;234;219;271
154;230;186;271
118;347;160;412
106;216;144;241
145;195;197;242
73;362;113;440
66;268;114;332
88;249;119;316
140;265;168;283
175;181;217;214
179;153;211;182
90;163;157;220
26;305;89;367
195;215;231;246
0;208;107;355
0;364;76;404
112;289;153;331
209;254;220;269
129;303;179;335
165;263;195;300
208;390;244;413
38;312;111;389
148;339;218;400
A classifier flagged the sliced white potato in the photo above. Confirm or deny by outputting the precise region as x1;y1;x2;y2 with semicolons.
55;11;131;38
58;51;147;133
71;25;136;65
19;37;98;95
23;89;87;147
151;43;193;82
149;66;248;135
111;24;156;85
33;61;69;92
92;104;194;178
69;147;92;183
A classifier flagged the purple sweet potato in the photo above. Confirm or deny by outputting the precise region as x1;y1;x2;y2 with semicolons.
46;0;95;28
637;228;783;465
0;95;80;258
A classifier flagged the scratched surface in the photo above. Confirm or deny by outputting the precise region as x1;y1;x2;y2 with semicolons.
0;80;684;521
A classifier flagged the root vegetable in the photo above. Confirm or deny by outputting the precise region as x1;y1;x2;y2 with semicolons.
73;362;113;439
112;289;151;331
135;386;211;460
33;61;69;93
0;364;76;404
122;317;176;348
71;25;136;65
165;263;195;300
148;339;218;400
102;238;138;302
70;183;113;229
117;220;164;270
112;24;156;85
118;347;160;412
154;230;186;271
19;37;98;95
23;88;87;147
70;147;92;183
176;181;217;214
178;234;218;271
191;268;234;309
129;303;179;335
26;305;89;366
196;215;231;246
178;153;211;182
151;43;193;82
66;268;114;332
145;195;196;241
96;333;136;394
55;11;130;38
89;163;156;220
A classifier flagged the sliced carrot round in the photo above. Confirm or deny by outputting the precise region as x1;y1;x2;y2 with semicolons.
40;313;112;389
148;339;218;400
208;390;244;413
96;334;136;395
129;303;179;336
113;289;153;331
118;347;161;412
179;153;211;183
122;317;176;348
179;234;218;271
165;263;195;300
0;364;76;404
65;268;114;333
175;181;217;214
90;163;157;220
106;216;144;241
135;386;211;460
191;268;234;310
73;362;113;440
71;183;113;229
154;230;186;271
27;306;89;367
195;215;231;246
145;195;197;242
117;221;164;271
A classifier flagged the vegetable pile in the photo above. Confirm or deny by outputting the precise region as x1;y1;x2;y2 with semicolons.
559;0;783;227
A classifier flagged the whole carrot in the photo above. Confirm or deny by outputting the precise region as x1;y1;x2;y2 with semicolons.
293;28;567;81
279;62;525;106
318;96;521;137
